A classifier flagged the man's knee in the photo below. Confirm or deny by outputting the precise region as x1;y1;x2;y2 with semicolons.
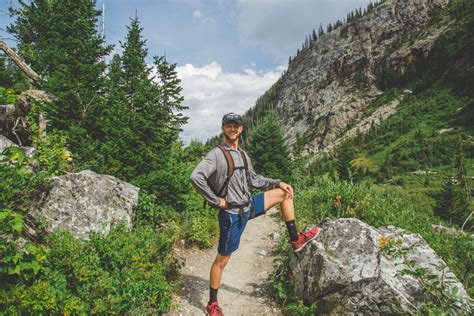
264;188;290;209
277;188;291;201
213;254;231;269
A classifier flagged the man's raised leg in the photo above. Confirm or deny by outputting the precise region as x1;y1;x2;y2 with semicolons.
263;188;320;252
264;188;295;221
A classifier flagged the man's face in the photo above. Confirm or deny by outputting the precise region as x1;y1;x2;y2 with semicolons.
221;122;243;142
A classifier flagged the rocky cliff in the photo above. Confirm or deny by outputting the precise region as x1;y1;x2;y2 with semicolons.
261;0;451;154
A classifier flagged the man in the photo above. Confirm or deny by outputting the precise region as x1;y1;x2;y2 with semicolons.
190;112;320;316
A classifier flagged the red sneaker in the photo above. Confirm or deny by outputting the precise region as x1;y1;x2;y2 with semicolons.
206;301;224;316
291;226;320;253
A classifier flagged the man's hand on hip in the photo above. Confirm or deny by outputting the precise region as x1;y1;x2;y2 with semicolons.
219;198;227;209
279;182;294;199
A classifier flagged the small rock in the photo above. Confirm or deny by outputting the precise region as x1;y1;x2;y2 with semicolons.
269;232;280;241
256;249;269;256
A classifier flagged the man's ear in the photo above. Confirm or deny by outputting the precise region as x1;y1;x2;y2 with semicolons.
238;126;244;133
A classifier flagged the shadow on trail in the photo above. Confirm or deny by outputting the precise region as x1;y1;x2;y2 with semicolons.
180;274;260;311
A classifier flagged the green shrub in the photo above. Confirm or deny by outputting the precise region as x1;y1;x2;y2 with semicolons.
0;87;19;104
181;207;219;248
1;224;180;314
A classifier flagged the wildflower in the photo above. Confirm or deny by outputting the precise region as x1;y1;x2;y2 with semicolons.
334;195;342;209
61;151;73;162
378;235;391;249
346;206;356;217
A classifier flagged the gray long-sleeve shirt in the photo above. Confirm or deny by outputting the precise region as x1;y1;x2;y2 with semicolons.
190;144;281;214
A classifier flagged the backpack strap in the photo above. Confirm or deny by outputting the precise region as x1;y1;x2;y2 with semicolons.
215;145;234;198
218;145;234;178
238;149;256;219
238;149;249;173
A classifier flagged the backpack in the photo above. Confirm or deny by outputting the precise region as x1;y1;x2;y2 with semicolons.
204;145;255;218
214;144;249;198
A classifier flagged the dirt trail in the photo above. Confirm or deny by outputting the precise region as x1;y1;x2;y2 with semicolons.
173;208;284;315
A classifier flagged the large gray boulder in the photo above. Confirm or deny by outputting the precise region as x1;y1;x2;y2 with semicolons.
29;170;139;240
288;218;472;315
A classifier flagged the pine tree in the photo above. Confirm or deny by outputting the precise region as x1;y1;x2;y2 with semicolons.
327;23;333;33
7;0;112;130
434;176;470;226
152;55;188;140
336;143;354;182
95;17;188;201
247;111;292;181
312;29;318;41
120;17;151;111
318;23;324;37
0;53;28;90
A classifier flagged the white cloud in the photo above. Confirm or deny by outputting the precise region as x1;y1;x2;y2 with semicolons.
177;62;282;143
193;9;203;19
237;0;372;62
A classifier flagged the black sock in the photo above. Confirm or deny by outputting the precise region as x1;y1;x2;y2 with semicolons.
209;286;218;303
285;220;298;242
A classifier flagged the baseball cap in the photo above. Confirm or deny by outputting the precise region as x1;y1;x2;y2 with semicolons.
221;112;243;126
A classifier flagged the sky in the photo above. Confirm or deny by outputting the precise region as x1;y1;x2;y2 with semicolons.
0;0;372;143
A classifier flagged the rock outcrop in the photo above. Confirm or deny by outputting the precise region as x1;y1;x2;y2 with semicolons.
268;0;451;154
288;218;472;314
28;170;139;240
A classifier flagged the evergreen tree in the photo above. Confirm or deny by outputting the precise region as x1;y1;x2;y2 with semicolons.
120;17;151;111
94;17;188;204
312;29;318;41
318;23;324;37
247;111;292;181
336;143;354;182
434;176;470;227
8;0;112;131
0;53;28;90
152;55;188;136
327;23;333;33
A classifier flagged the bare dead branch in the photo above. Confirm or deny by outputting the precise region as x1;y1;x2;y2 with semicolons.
0;37;40;83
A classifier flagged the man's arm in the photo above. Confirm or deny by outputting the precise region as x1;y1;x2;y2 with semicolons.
190;150;224;208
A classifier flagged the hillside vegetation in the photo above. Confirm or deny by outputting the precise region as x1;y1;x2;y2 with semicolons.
263;0;473;313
